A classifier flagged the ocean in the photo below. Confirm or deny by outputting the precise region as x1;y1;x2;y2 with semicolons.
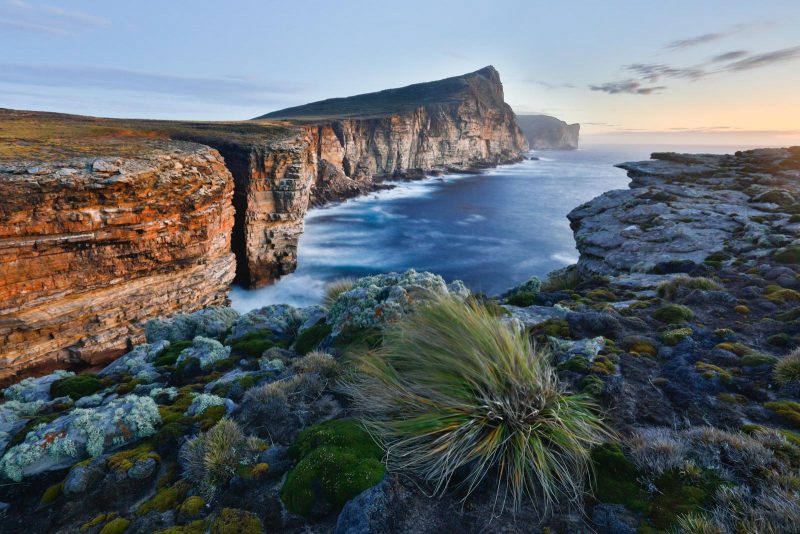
230;143;753;311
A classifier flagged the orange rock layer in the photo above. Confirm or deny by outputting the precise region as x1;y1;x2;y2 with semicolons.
0;142;235;382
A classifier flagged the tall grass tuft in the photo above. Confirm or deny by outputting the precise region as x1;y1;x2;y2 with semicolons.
322;278;356;308
774;348;800;387
342;297;610;513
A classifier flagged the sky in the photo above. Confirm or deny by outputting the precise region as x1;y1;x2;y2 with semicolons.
1;0;799;145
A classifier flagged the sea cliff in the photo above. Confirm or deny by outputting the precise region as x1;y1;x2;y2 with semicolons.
516;114;580;149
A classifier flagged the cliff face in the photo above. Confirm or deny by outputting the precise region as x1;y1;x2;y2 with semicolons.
0;141;236;382
516;114;580;150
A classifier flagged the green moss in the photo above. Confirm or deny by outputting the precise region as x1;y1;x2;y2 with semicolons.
40;481;63;504
294;320;333;355
645;469;721;531
50;374;103;400
652;304;694;324
196;405;226;431
281;419;385;517
506;291;538;307
695;361;732;382
590;356;616;375
765;286;800;303
775;246;800;264
660;327;692;346
154;340;192;367
332;326;382;351
580;375;605;396
229;329;277;357
586;288;617;302
107;442;160;474
99;518;130;534
628;340;657;357
740;353;778;367
558;355;591;374
210;508;262;534
734;304;750;314
179;496;206;518
531;318;571;339
590;443;647;512
137;483;188;515
717;392;748;404
153;420;192;450
776;308;800;322
764;400;800;428
768;333;793;347
153;522;208;534
81;513;111;532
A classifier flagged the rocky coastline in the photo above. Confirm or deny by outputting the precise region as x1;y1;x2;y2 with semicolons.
0;66;526;381
1;146;798;533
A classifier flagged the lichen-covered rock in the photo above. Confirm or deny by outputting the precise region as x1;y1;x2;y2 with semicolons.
227;304;320;344
2;370;75;403
98;341;170;380
326;269;469;333
145;306;240;344
185;394;233;417
176;337;231;370
334;477;390;534
0;400;46;454
0;395;160;481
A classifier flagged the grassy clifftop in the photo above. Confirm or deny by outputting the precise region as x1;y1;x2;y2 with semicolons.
256;66;507;121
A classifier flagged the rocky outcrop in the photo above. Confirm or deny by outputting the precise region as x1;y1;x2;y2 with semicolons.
0;142;236;383
516;114;580;150
568;148;800;277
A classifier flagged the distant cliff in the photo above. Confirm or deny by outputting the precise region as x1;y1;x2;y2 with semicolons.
516;114;579;150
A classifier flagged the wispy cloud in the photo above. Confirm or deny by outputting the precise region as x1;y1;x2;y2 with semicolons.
589;80;667;95
524;80;576;90
722;45;800;71
0;0;108;36
664;22;770;49
591;41;800;95
0;64;308;104
710;50;749;63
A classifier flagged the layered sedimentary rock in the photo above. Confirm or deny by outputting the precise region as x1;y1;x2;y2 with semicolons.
0;142;236;382
516;114;580;150
568;148;800;276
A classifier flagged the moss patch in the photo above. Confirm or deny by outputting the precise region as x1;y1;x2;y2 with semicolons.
764;400;800;428
210;508;262;534
281;419;385;517
99;518;130;534
40;481;63;504
154;340;192;367
660;328;692;346
229;329;278;357
50;374;103;400
774;246;800;264
294;320;333;355
652;304;694;324
590;443;647;512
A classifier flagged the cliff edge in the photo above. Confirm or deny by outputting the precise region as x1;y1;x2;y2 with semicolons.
516;114;580;150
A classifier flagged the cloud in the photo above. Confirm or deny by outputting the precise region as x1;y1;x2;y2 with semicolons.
710;50;749;63
0;0;108;36
589;80;667;95
0;64;308;104
666;32;727;50
625;63;706;82
722;45;800;71
592;43;800;96
524;80;576;90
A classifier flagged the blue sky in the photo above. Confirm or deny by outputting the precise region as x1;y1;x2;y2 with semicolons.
2;0;799;143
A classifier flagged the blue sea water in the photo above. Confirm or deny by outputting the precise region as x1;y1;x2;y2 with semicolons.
230;143;750;311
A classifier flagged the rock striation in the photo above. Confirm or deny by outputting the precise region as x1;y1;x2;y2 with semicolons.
0;141;236;383
515;114;580;150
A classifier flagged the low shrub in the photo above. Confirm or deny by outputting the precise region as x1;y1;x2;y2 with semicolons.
652;304;694;324
180;419;265;500
774;349;800;386
657;276;720;300
343;297;609;512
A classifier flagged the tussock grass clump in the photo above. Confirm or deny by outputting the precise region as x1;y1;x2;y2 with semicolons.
774;348;800;387
657;276;721;300
180;419;264;500
322;278;356;308
343;297;610;513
